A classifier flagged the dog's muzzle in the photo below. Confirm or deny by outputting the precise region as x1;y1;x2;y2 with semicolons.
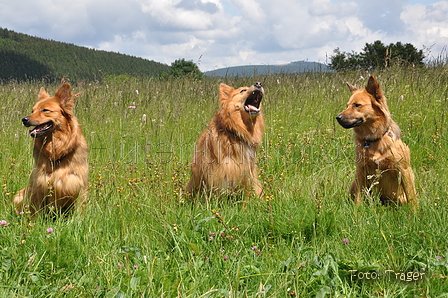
244;82;264;116
22;117;54;138
22;117;32;127
336;114;363;128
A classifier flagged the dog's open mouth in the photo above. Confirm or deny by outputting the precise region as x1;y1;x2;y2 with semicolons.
29;122;54;138
244;90;263;116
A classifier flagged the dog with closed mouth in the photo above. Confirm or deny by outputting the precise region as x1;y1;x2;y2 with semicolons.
186;82;265;197
336;75;417;209
14;83;88;215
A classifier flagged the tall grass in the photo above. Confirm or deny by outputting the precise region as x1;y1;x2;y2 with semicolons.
0;66;447;297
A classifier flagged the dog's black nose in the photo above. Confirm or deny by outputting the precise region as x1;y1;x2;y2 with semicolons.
336;115;343;121
22;117;30;126
254;82;262;88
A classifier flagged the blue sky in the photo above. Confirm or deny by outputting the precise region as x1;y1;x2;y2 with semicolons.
0;0;447;71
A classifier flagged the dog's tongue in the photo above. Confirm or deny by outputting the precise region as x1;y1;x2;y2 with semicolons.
245;105;259;112
29;123;51;135
29;128;39;135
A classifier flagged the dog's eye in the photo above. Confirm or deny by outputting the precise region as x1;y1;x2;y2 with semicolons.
42;109;50;112
353;103;362;108
240;89;247;93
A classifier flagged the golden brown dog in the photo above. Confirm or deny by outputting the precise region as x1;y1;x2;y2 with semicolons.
336;75;417;209
186;82;265;197
14;83;88;215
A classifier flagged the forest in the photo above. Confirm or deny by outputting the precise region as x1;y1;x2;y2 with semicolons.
0;28;170;83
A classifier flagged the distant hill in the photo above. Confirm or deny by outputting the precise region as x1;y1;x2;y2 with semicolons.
0;28;170;82
204;61;331;77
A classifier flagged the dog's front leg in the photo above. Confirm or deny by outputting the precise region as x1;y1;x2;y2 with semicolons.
350;164;366;204
401;167;418;211
13;188;26;214
350;179;362;204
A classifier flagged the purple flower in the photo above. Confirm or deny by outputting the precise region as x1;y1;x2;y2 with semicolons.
133;264;138;269
0;220;9;227
436;256;443;260
127;105;136;109
46;227;54;233
342;238;349;244
117;263;124;269
223;255;228;260
208;236;214;242
251;246;257;250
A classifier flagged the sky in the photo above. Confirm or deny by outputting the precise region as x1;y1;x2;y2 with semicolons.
0;0;447;71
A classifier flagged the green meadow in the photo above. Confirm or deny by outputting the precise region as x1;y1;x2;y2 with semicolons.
0;67;447;297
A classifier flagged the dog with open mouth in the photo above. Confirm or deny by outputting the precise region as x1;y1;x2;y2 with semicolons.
14;83;88;215
186;82;265;197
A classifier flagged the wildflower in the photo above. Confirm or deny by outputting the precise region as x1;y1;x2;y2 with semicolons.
128;105;136;109
223;255;228;260
0;220;9;227
46;227;54;233
117;263;124;269
389;246;394;251
436;256;442;260
208;236;214;242
142;114;147;123
251;245;261;255
133;264;138;269
342;238;349;244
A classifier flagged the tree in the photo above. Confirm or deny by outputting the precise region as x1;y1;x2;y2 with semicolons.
328;48;361;71
387;42;425;67
329;41;425;71
162;58;204;79
359;40;387;69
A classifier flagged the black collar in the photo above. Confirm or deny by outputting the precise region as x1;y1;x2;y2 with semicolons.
53;155;66;165
226;128;244;143
363;139;378;148
363;128;390;148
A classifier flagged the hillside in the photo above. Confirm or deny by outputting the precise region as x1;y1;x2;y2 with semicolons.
204;61;331;77
0;28;170;82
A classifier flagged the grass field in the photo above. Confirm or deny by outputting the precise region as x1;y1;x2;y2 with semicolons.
0;67;447;297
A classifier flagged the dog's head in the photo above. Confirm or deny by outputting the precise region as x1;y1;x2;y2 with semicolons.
219;82;264;120
336;75;390;129
22;83;77;138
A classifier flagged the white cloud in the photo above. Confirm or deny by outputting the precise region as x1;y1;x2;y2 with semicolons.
138;0;218;30
0;0;447;71
400;2;448;58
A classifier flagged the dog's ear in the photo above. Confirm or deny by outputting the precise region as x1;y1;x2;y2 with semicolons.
55;83;74;110
365;75;384;101
346;82;358;94
38;87;50;101
219;83;234;101
366;75;390;113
